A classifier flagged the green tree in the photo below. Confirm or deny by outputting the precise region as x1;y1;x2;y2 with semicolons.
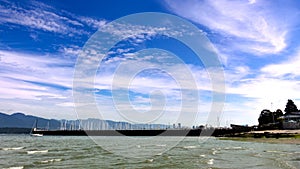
284;99;298;115
258;109;284;127
258;109;273;126
274;109;283;117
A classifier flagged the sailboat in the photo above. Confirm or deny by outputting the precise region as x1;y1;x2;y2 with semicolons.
30;119;43;137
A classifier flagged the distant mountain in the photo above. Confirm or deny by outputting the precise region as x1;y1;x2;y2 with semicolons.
0;112;60;129
0;112;172;130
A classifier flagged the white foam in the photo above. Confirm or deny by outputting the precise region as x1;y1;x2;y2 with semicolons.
156;144;166;147
1;147;24;151
40;159;62;163
183;146;197;149
155;152;163;156
146;159;154;163
27;150;48;154
207;159;214;165
265;150;279;153
3;166;24;169
200;154;206;157
224;147;243;150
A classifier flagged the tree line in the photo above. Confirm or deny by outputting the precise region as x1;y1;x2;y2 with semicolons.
258;99;298;128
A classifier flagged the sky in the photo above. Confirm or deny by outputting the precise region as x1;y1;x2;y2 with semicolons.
1;0;300;127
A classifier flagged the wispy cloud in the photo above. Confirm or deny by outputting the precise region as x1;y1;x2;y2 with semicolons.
77;16;107;30
221;48;300;124
162;0;300;125
164;0;299;55
0;0;106;36
261;49;300;78
0;49;79;118
0;50;73;99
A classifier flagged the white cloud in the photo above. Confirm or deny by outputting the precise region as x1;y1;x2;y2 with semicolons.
221;49;300;124
59;45;82;56
261;49;300;78
78;16;107;29
164;0;298;54
0;50;73;99
0;1;105;35
0;49;80;119
227;49;300;104
228;77;300;101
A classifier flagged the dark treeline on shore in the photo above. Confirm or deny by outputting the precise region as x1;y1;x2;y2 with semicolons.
258;99;300;130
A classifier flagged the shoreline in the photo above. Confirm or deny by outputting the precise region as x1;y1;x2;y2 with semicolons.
219;137;300;144
220;129;300;144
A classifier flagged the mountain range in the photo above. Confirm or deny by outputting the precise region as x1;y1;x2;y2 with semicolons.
0;112;172;130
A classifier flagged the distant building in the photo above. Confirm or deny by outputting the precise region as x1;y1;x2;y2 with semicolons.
178;123;181;129
280;112;300;129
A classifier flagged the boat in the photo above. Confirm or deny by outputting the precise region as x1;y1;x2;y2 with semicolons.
30;119;43;137
30;133;43;137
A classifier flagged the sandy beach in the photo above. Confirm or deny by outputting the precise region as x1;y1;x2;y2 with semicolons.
220;130;300;144
220;137;300;144
248;129;300;134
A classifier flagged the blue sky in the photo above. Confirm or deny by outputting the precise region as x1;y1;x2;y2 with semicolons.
1;0;300;126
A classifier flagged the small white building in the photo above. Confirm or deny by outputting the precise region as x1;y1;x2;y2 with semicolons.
281;112;300;129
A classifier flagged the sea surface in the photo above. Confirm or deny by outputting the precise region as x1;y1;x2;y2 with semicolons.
0;135;299;169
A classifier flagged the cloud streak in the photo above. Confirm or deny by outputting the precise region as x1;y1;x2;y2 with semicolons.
0;0;106;35
0;50;73;99
164;0;299;54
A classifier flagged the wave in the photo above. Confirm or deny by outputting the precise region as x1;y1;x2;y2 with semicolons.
1;147;24;151
155;144;166;147
39;158;62;164
183;146;197;149
146;159;154;163
3;166;24;169
207;159;214;165
265;150;279;153
224;146;243;150
27;150;48;154
155;152;163;156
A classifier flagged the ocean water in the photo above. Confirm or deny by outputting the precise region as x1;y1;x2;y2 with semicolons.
0;135;299;169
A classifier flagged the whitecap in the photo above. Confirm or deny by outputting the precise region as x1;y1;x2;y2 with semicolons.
156;144;166;147
183;146;197;149
1;147;24;151
27;150;48;154
146;159;154;163
207;159;214;165
155;152;163;156
40;158;62;163
200;154;206;157
265;150;279;153
3;166;24;169
224;147;243;150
